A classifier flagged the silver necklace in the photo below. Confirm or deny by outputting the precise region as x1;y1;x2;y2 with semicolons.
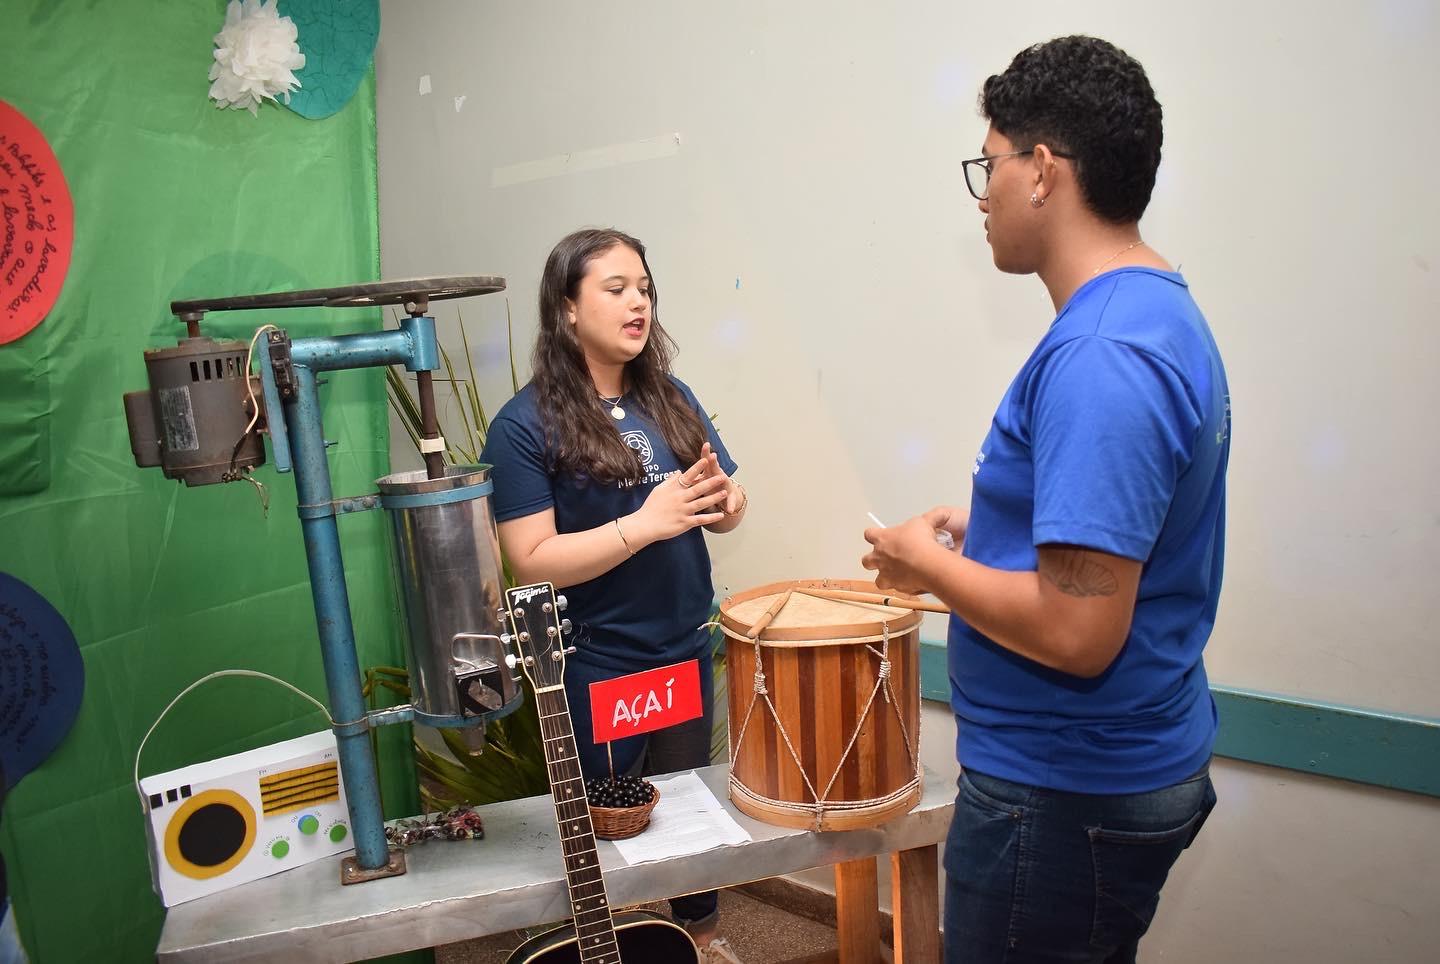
598;392;625;420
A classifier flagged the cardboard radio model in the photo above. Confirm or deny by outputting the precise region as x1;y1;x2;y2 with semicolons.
140;730;353;906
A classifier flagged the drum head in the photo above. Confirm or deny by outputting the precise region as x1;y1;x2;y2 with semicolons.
719;579;922;644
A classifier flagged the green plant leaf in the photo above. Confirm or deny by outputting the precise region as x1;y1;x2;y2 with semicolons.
416;747;495;801
506;299;520;395
465;380;488;453
437;342;478;461
385;368;425;446
456;308;491;443
708;607;730;764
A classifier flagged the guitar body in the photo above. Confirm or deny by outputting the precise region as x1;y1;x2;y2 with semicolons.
506;909;699;964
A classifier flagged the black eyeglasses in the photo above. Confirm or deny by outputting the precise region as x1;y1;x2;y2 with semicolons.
961;148;1075;201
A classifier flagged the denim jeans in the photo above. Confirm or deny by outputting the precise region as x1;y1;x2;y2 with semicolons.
943;765;1216;964
565;653;719;929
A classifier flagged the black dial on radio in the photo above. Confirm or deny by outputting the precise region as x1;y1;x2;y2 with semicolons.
177;802;249;867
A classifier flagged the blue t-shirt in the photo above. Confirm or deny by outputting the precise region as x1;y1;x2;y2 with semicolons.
480;377;737;671
951;268;1230;794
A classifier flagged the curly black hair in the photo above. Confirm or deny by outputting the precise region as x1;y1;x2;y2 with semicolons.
980;36;1162;224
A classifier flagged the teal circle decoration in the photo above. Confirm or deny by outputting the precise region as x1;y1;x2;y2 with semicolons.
282;0;381;121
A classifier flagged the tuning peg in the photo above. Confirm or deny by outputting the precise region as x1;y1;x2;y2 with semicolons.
500;633;513;646
560;619;572;634
504;654;518;669
564;646;577;655
555;595;568;612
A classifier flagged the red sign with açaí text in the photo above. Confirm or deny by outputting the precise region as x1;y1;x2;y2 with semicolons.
589;659;702;744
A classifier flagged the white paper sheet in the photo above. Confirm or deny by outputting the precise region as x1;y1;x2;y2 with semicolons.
609;771;752;865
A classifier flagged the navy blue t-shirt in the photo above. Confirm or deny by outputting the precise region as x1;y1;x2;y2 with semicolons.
951;268;1230;794
480;377;737;671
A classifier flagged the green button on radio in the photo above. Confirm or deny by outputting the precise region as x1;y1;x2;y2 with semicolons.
328;823;348;844
298;814;319;835
270;840;290;859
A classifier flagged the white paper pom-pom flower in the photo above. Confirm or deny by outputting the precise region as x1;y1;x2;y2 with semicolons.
208;0;307;115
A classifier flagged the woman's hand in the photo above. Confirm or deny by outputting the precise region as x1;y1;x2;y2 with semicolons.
697;442;746;515
626;452;728;546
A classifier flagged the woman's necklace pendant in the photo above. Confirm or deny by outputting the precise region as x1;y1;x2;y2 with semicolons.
598;391;626;420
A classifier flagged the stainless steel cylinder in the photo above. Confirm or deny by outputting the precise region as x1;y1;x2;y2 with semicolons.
377;465;520;726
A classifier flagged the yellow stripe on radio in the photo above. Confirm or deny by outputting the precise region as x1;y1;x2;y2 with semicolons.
259;761;336;788
259;762;340;815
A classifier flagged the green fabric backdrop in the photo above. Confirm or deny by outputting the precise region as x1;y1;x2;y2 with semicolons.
0;3;417;960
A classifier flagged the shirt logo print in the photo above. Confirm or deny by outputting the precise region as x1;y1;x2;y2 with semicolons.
621;430;653;465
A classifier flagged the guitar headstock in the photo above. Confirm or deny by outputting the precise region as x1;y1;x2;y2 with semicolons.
498;582;574;690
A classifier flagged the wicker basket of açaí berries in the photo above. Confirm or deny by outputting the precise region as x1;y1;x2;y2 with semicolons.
584;775;659;840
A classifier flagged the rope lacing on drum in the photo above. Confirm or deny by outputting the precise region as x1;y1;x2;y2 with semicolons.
872;626;893;702
817;621;894;816
731;605;825;820
863;622;917;777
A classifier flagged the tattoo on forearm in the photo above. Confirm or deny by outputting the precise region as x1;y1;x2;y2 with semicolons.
1041;550;1119;597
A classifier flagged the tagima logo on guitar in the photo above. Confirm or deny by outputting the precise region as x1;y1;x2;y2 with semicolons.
509;584;552;605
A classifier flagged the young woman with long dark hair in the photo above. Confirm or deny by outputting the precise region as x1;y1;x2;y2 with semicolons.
482;228;746;961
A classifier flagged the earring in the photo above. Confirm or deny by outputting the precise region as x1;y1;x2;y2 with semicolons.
1030;192;1045;208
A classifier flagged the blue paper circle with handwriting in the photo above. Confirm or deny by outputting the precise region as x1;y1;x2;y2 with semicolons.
0;572;84;792
283;0;381;121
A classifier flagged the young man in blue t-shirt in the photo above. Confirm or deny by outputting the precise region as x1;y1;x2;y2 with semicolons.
862;37;1229;963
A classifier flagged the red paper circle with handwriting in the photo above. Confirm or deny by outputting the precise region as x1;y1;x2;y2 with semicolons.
0;100;74;345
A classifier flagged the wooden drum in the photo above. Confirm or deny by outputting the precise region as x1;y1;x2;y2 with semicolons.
720;579;923;831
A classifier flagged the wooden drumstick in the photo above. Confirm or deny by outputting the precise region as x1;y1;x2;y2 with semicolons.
797;586;951;615
745;589;794;640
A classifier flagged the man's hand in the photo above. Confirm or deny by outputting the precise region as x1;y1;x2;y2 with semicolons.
860;515;949;594
923;505;969;550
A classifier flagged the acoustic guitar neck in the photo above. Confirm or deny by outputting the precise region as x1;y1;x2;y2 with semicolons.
534;685;621;962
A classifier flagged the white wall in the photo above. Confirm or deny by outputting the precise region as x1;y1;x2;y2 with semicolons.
375;1;1440;958
376;0;1440;716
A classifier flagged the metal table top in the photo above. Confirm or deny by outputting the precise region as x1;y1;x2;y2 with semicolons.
157;764;955;962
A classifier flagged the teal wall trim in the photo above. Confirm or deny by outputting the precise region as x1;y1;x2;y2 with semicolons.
920;638;949;703
1207;686;1439;797
917;640;1440;798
